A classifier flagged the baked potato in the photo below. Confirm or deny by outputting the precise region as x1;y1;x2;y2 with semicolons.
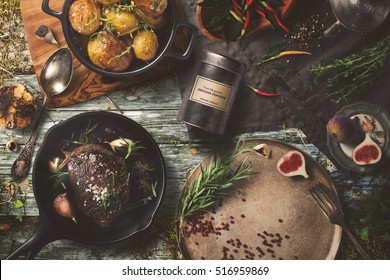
133;0;168;17
135;7;167;29
96;0;121;5
104;6;139;36
132;30;159;61
69;0;102;35
87;32;133;72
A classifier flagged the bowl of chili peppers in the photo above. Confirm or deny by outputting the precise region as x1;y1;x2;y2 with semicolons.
196;0;295;42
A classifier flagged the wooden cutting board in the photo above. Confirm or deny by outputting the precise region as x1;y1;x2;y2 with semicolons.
21;0;190;108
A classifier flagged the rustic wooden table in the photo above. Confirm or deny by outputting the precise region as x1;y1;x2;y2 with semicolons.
1;72;388;259
1;0;389;259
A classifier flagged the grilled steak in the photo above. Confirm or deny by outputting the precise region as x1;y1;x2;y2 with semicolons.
67;144;131;227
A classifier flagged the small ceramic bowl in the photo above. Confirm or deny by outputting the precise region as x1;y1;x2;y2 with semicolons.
327;102;390;173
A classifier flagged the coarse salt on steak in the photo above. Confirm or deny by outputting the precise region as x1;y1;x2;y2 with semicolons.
67;144;130;227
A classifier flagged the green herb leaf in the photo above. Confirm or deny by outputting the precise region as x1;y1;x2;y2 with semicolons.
16;212;23;222
178;137;252;227
310;44;390;103
360;227;369;239
206;12;228;30
13;199;24;209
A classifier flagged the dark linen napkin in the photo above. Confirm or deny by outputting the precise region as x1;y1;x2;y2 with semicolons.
178;0;390;157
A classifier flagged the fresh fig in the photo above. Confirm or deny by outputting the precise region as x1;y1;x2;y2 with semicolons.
277;150;309;179
352;133;382;165
327;116;362;143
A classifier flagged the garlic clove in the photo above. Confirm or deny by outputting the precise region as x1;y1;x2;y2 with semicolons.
49;156;63;172
35;25;59;47
53;193;77;223
107;138;134;156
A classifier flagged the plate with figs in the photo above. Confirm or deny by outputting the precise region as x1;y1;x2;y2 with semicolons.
6;111;166;259
178;139;341;260
42;0;197;77
327;102;390;173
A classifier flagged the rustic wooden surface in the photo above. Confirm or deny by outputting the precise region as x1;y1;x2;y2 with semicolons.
0;73;388;260
21;0;190;108
1;1;389;259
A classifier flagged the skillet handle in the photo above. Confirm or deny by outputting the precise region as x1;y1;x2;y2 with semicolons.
6;214;64;260
42;0;64;20
164;21;198;61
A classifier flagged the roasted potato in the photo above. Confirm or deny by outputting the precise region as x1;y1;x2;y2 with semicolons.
133;0;167;17
87;32;133;72
135;7;167;29
104;6;139;36
96;0;121;5
132;30;159;61
69;0;102;35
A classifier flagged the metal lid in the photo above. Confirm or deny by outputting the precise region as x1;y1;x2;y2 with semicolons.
199;51;246;75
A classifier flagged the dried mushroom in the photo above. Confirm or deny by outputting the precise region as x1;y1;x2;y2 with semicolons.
0;84;37;129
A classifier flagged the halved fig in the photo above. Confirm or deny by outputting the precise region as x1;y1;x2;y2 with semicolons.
352;133;382;165
277;150;309;179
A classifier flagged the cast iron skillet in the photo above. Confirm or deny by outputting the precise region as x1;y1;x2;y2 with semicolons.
6;112;166;259
42;0;197;77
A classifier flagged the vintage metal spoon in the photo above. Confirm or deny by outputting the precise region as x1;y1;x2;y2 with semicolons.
11;48;73;182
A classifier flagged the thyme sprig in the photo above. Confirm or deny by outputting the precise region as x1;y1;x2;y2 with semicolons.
310;42;390;103
178;138;252;228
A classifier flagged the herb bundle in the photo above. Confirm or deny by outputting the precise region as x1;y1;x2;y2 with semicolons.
199;0;288;42
178;138;252;228
310;42;390;103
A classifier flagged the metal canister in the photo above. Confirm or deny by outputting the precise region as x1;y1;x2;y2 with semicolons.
177;51;246;135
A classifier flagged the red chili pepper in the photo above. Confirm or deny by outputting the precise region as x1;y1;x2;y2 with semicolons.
247;85;281;97
232;0;242;15
244;0;254;12
255;7;265;17
244;10;250;30
272;12;289;32
262;2;289;32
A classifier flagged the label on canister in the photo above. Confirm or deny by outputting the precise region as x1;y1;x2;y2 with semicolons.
189;75;233;111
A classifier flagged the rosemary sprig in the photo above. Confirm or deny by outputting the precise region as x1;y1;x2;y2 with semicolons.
49;168;68;190
310;42;390;103
178;138;252;228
